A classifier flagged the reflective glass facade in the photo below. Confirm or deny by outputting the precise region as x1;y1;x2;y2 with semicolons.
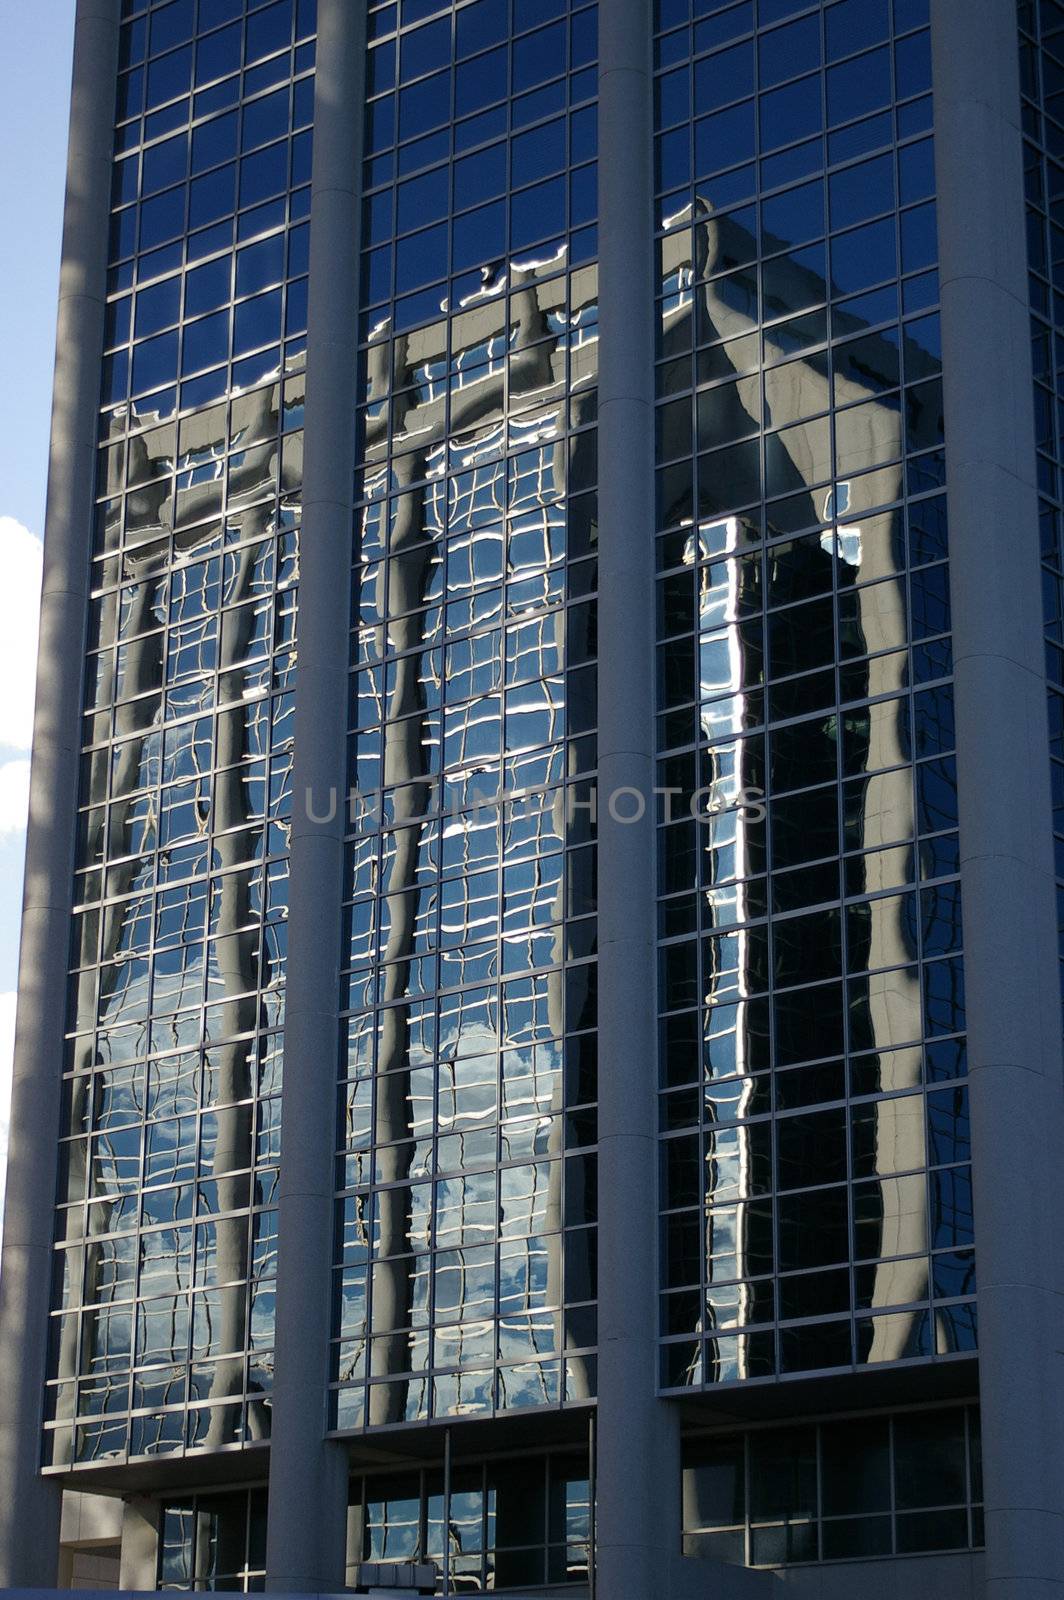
156;1449;593;1592
350;1448;591;1589
330;0;601;1432
158;1488;268;1590
45;0;316;1470
17;0;1060;1592
651;0;975;1390
682;1404;982;1565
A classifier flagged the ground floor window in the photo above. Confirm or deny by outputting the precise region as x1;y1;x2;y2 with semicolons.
157;1448;590;1592
350;1448;591;1592
682;1403;982;1566
158;1488;266;1591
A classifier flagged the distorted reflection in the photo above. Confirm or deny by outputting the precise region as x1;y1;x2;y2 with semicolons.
655;190;968;1387
344;1451;591;1590
50;353;303;1465
334;244;600;1428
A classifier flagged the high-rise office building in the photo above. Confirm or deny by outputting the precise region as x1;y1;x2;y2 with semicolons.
1;0;1062;1594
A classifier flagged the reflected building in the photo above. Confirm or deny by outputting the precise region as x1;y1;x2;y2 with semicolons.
0;0;1060;1596
54;351;304;1473
335;252;600;1446
655;196;963;1394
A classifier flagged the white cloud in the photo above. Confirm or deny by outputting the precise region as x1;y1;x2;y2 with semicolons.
0;991;15;1227
0;759;31;836
0;517;42;752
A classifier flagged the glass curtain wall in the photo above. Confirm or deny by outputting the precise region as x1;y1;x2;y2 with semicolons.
158;1488;268;1591
651;0;975;1391
160;1452;593;1591
681;1403;982;1566
350;1448;591;1590
44;0;317;1471
330;0;601;1435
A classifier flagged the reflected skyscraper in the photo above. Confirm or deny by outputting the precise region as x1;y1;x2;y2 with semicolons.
1;0;1062;1596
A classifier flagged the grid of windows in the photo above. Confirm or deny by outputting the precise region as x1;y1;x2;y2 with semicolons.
329;0;600;1432
682;1404;982;1567
1019;0;1064;996
651;0;975;1389
359;0;598;337
157;1454;592;1593
106;0;316;414
43;0;316;1470
158;1487;267;1591
351;1450;591;1591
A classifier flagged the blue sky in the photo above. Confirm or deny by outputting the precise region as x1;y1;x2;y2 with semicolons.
0;0;77;1201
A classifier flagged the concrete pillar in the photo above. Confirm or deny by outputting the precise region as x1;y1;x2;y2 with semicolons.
0;0;120;1586
118;1498;160;1592
595;0;683;1592
933;2;1064;1594
264;0;364;1587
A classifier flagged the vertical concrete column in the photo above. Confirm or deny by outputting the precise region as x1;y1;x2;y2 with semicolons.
595;0;682;1593
933;2;1064;1594
118;1498;160;1592
0;0;119;1586
264;0;364;1588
